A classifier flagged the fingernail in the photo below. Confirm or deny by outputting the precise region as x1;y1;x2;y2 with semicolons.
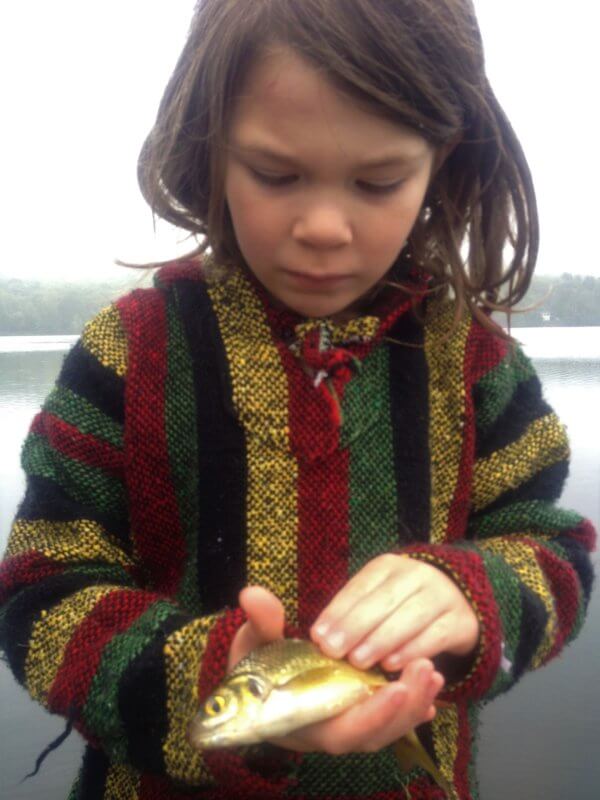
387;684;407;706
325;631;345;653
352;644;372;665
313;622;329;638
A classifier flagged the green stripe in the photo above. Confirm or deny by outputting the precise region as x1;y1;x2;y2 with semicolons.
475;347;535;433
465;544;521;698
347;348;398;576
468;500;582;539
165;295;202;614
44;385;123;449
22;433;126;516
291;750;406;796
82;600;177;760
466;702;480;796
293;351;403;796
69;563;136;586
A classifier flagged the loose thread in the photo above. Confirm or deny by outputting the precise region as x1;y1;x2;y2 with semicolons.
20;706;76;782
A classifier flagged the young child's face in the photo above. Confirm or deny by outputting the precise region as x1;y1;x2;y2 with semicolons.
224;46;438;321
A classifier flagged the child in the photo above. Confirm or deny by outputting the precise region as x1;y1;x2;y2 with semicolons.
0;1;595;798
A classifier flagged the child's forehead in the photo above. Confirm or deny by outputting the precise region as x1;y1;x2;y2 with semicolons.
229;46;430;159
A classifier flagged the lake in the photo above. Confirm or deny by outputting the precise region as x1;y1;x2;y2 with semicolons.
1;328;599;799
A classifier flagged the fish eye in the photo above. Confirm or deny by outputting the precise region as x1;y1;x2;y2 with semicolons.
247;677;264;698
204;695;226;716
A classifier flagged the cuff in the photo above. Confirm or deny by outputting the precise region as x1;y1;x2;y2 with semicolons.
401;543;503;702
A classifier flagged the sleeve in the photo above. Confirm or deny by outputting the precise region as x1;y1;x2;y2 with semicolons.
0;301;293;793
402;334;596;704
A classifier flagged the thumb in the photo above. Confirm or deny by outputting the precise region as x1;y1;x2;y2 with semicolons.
228;586;285;671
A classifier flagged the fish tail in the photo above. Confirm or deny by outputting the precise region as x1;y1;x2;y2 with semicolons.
393;730;454;798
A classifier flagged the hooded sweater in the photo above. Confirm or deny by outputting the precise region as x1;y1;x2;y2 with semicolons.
0;259;595;800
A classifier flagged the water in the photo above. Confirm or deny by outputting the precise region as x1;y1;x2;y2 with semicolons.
0;329;599;799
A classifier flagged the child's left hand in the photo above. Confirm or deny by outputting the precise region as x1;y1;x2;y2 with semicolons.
310;554;480;672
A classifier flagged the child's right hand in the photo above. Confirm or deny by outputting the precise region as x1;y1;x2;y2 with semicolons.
227;586;444;755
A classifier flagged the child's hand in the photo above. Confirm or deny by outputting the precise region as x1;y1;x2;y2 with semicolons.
227;585;445;755
269;657;444;754
310;554;480;672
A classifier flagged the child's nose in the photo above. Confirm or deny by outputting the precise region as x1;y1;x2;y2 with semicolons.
292;204;353;249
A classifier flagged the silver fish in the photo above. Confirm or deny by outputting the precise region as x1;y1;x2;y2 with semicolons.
188;638;453;796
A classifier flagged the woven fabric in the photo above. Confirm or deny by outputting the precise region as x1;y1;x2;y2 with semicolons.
0;259;595;800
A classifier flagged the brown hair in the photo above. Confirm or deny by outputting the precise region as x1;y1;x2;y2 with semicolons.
136;0;538;333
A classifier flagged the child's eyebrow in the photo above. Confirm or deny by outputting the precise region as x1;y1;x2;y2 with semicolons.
230;143;426;169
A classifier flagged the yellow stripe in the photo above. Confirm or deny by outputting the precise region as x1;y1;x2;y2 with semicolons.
81;303;128;377
208;270;299;624
163;616;217;785
432;704;461;800
472;414;569;512
477;538;557;667
7;519;134;569
104;763;140;798
425;300;471;543
25;585;117;704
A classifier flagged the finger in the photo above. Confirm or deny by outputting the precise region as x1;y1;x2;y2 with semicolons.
367;661;438;751
239;586;285;640
347;600;445;670
380;614;459;672
272;666;444;756
228;586;285;670
311;555;400;638
313;567;419;658
323;575;423;660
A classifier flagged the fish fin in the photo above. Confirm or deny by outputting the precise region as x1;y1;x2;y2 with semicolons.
393;730;454;799
280;666;351;690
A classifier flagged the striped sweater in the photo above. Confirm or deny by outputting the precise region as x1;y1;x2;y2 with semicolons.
0;260;595;800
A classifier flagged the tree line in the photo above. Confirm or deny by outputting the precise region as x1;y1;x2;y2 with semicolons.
0;271;598;335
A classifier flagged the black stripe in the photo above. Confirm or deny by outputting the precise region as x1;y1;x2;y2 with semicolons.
75;745;110;800
174;280;247;613
119;610;190;775
0;572;129;684
59;341;125;425
477;459;569;516
513;582;548;680
16;475;131;551
554;533;595;607
475;376;553;459
388;312;430;544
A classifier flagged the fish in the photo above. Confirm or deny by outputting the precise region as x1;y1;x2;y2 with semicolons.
188;638;453;797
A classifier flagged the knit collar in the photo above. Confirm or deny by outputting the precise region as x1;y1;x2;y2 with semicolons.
240;266;430;386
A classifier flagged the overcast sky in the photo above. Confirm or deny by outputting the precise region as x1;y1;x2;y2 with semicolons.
0;1;598;283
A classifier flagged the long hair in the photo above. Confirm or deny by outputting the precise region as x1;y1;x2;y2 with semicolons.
136;0;538;332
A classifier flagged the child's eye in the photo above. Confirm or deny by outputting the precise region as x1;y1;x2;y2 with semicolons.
250;170;296;187
250;169;404;195
357;180;405;195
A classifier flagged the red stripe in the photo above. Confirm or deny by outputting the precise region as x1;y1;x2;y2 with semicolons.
286;355;351;630
468;320;509;384
31;412;124;476
452;702;474;800
47;589;159;717
0;551;64;605
445;321;477;542
528;540;580;660
116;291;186;594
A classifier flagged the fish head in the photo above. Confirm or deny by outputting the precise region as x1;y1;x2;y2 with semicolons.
188;672;274;749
